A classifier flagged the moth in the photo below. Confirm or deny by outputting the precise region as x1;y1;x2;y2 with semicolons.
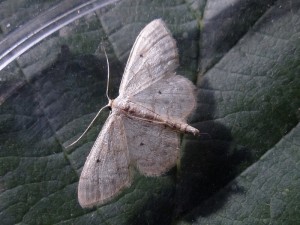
74;19;199;208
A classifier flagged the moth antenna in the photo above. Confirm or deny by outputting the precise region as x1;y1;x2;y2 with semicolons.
101;45;111;101
66;104;109;148
66;46;112;149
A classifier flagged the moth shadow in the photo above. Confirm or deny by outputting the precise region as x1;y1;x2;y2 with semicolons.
173;78;252;220
124;77;251;225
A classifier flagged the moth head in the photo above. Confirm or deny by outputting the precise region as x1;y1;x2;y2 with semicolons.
107;99;113;110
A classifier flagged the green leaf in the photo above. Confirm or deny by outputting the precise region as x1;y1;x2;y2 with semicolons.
0;0;299;224
180;124;300;224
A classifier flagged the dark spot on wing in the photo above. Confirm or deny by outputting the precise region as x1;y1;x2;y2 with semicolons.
96;159;100;163
158;90;162;94
140;142;145;146
140;54;143;58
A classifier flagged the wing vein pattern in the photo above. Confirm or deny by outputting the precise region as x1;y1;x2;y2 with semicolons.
78;113;131;208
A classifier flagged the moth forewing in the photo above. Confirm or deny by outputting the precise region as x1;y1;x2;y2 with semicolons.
78;113;132;208
119;19;179;96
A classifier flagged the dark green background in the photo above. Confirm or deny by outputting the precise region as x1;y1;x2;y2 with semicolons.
0;0;299;224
